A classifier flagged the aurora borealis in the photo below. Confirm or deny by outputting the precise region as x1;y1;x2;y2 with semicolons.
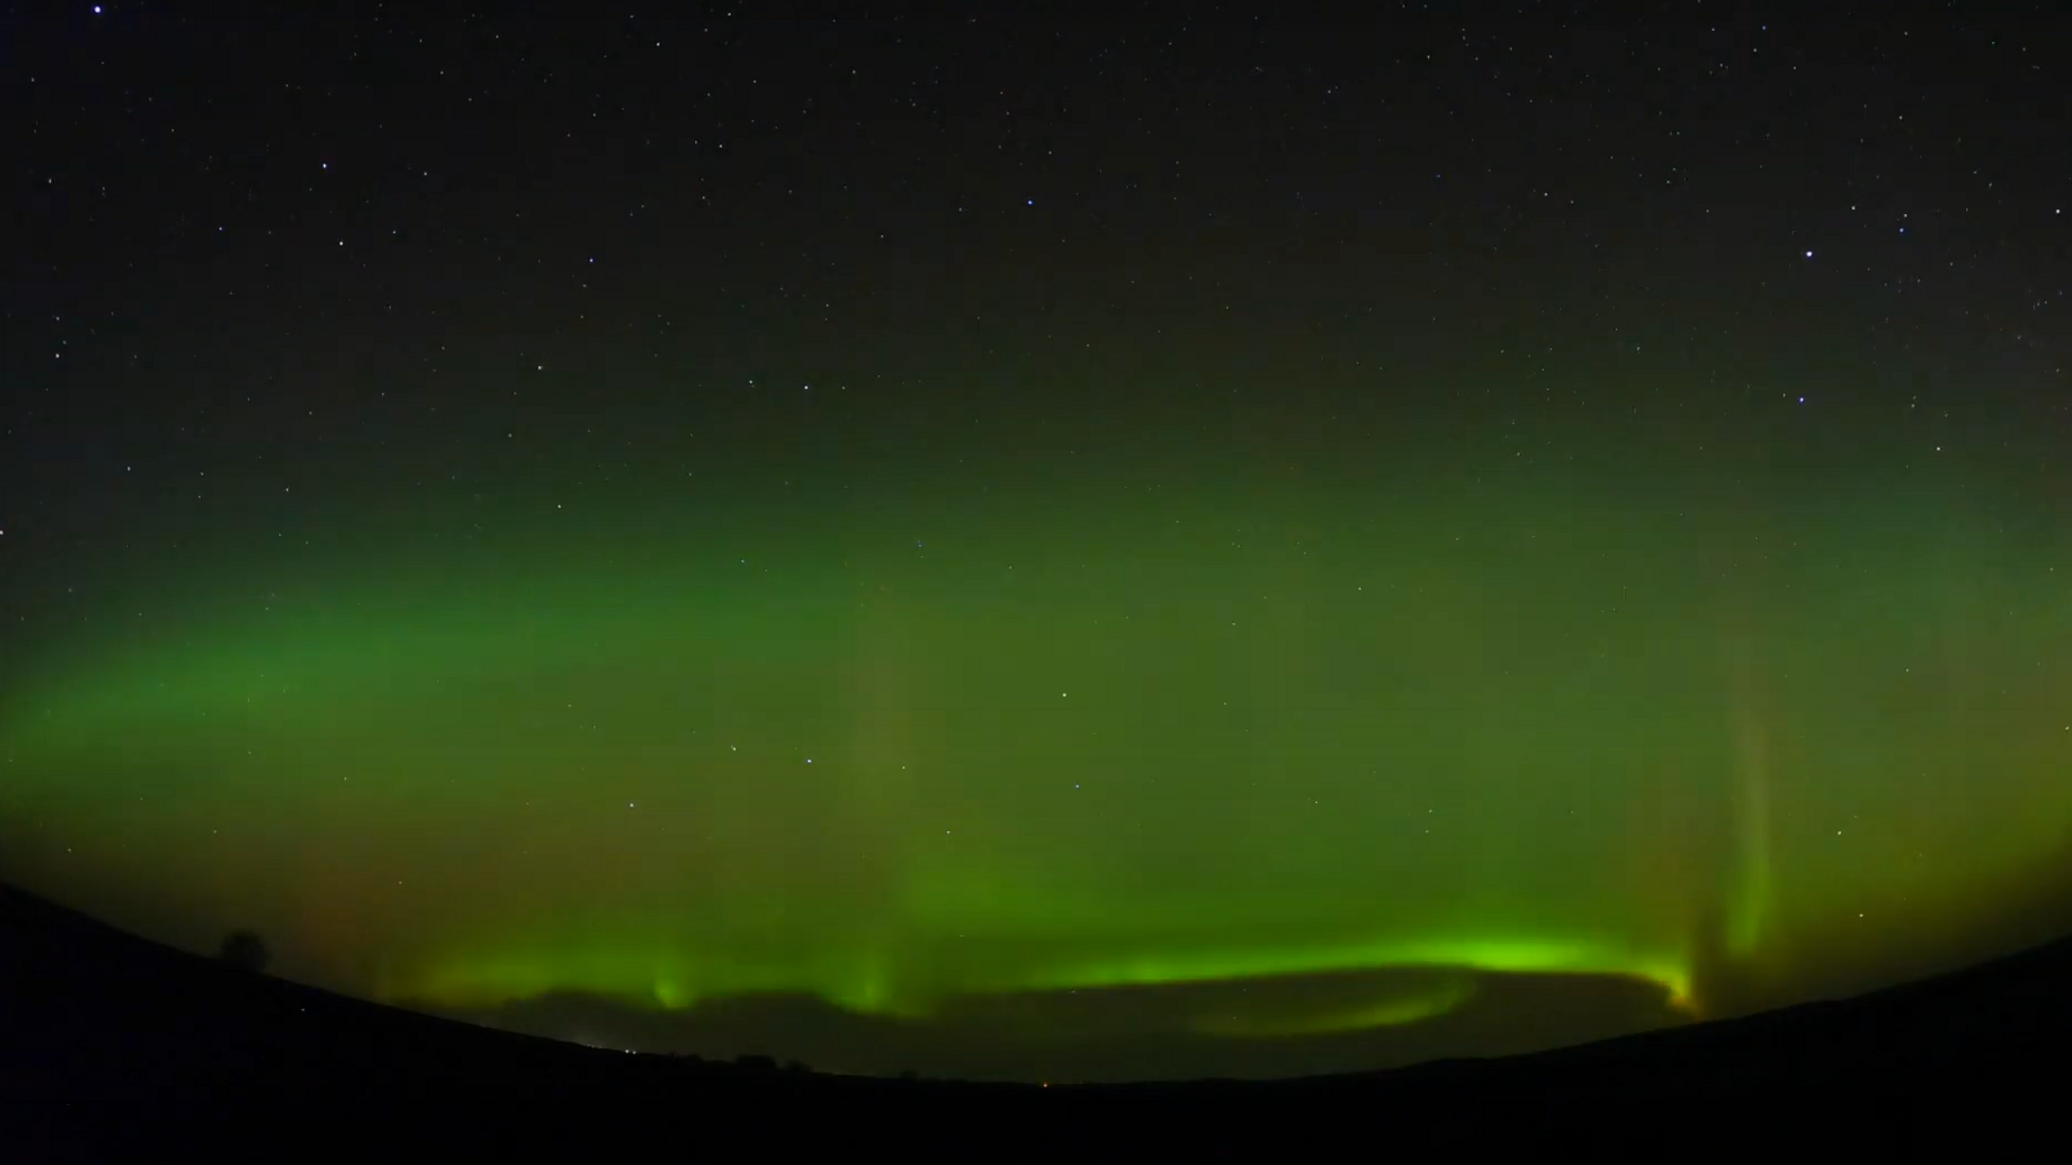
7;8;2072;1081
9;448;2072;1075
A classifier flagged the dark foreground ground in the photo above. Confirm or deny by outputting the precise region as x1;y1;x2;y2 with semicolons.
3;884;2067;1159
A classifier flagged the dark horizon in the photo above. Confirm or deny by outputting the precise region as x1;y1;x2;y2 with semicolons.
6;876;2070;1156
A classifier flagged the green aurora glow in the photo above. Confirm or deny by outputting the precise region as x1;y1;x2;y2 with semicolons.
5;457;2072;1068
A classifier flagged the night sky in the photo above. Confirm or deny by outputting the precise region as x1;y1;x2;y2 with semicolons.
5;5;2072;1082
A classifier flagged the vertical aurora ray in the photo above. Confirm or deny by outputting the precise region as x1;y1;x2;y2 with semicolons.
1723;623;1774;962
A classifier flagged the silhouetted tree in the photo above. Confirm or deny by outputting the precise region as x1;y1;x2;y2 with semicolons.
734;1053;776;1072
217;929;270;973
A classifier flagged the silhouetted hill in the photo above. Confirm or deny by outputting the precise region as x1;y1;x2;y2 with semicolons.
2;882;2065;1159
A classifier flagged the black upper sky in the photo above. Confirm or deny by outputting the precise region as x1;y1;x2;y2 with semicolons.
9;8;2067;557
